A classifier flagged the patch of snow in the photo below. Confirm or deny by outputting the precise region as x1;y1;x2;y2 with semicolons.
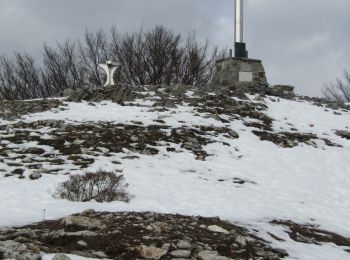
42;254;97;260
0;97;350;259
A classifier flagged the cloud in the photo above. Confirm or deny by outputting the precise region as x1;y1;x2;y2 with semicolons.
0;0;349;96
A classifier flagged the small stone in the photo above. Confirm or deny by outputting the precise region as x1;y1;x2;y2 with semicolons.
170;250;191;258
29;172;42;180
82;209;96;215
11;168;25;175
207;225;230;234
227;130;239;139
176;240;191;249
92;251;107;258
130;135;139;142
122;155;140;160
140;245;168;259
77;240;87;247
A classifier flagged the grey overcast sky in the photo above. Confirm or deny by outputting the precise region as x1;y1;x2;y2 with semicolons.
0;0;349;96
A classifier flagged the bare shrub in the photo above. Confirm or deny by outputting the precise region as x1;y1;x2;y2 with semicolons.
42;41;87;96
78;29;109;87
0;25;226;100
54;170;131;203
323;70;350;104
0;53;44;100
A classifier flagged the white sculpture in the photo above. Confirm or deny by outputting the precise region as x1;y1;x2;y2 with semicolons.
98;61;119;87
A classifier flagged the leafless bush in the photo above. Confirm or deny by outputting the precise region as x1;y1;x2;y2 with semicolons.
41;41;87;96
0;25;226;100
54;170;131;203
112;27;225;86
0;53;44;100
323;70;350;104
180;33;218;86
78;30;109;86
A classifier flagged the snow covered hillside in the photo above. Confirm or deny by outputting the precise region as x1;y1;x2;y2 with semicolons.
0;85;350;259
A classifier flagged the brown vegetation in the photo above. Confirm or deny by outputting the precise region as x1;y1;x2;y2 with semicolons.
54;170;131;203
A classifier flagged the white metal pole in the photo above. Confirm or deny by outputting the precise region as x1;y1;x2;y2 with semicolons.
235;0;244;43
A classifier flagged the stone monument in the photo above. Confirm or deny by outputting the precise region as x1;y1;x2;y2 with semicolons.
212;0;268;87
99;61;119;87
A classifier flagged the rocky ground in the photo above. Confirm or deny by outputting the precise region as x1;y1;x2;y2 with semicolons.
0;99;63;121
1;84;350;259
1;84;346;181
1;210;349;259
0;210;289;260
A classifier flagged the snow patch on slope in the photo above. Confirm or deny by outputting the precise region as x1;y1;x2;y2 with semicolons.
1;96;350;259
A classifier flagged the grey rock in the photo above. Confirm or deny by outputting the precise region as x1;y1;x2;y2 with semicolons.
176;240;191;249
207;225;230;234
139;245;168;259
29;172;42;180
130;135;139;142
82;209;96;215
61;216;106;230
170;249;191;258
227;130;239;139
11;168;25;175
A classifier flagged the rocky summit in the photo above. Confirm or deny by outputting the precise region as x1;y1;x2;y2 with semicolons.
0;84;350;259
